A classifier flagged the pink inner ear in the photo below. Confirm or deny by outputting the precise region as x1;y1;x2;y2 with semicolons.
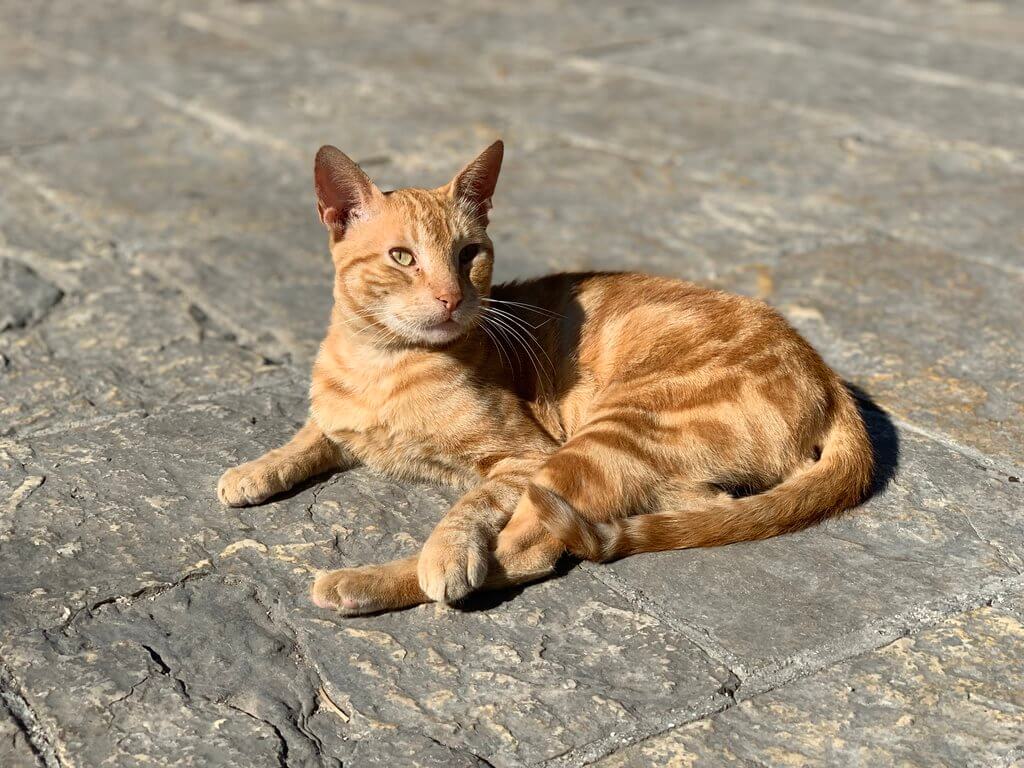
321;206;342;229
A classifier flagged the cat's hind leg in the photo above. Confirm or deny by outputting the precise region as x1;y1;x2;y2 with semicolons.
520;422;670;561
218;420;346;507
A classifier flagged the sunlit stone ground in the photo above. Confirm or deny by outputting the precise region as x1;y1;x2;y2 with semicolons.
1;1;1022;765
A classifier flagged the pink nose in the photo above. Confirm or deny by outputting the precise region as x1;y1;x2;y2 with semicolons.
436;291;462;313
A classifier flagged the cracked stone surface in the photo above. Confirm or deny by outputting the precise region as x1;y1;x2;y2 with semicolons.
596;603;1024;768
1;1;1022;766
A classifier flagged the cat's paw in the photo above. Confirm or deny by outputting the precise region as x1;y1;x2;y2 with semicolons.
311;566;385;616
417;524;490;604
217;460;289;507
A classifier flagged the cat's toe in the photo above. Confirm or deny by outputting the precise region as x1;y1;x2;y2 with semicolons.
417;532;489;603
217;463;282;507
217;468;249;507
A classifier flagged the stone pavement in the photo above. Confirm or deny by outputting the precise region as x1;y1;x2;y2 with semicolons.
1;1;1022;765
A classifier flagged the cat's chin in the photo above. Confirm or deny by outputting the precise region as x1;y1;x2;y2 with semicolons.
409;320;467;347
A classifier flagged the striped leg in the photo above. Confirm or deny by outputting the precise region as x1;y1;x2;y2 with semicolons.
310;507;565;615
218;420;347;507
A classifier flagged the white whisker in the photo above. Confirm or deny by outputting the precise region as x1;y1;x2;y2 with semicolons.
483;309;551;391
481;306;557;373
482;297;562;319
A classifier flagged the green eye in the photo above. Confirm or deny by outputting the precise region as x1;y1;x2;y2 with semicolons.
389;248;415;266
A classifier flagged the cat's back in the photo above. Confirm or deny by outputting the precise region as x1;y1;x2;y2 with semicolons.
497;271;814;379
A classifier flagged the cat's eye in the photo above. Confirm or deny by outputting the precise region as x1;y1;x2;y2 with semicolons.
389;248;415;267
459;244;482;266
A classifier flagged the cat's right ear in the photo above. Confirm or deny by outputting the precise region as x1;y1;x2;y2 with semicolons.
314;146;381;238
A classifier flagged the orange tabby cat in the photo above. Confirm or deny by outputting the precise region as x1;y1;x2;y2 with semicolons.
217;141;873;615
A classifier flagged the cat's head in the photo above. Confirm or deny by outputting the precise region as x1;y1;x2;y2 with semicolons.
315;141;503;347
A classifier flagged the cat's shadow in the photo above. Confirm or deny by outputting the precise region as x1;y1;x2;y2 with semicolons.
847;382;900;499
455;554;582;613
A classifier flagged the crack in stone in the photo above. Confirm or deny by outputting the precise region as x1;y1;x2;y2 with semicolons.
46;567;215;637
223;702;290;768
0;659;64;768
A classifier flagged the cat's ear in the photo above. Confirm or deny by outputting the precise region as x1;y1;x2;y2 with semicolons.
314;145;381;238
448;140;504;223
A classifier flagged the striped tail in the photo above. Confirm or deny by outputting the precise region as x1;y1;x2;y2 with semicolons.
543;385;874;561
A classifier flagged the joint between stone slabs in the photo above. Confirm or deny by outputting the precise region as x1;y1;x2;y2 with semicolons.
538;687;735;768
889;414;1023;479
0;659;64;768
552;570;1024;766
580;562;746;678
16;373;303;441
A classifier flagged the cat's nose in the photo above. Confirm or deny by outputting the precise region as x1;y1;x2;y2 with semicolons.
436;291;462;313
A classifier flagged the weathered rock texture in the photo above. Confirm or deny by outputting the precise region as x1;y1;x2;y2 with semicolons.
0;1;1021;766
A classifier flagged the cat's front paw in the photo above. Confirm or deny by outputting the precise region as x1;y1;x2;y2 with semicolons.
217;459;289;507
311;566;386;616
417;523;490;604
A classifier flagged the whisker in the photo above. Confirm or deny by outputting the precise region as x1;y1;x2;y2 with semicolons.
483;311;551;391
482;297;562;319
478;321;511;371
483;315;524;370
481;306;557;373
482;304;551;330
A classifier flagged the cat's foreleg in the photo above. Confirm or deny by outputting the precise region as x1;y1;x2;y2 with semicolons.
218;419;349;507
309;501;565;616
416;455;544;603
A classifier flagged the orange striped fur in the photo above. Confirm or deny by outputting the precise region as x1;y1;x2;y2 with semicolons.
217;141;874;615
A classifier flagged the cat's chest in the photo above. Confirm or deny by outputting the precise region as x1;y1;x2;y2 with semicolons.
310;364;488;484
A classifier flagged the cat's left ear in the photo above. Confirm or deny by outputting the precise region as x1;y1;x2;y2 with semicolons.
448;140;504;223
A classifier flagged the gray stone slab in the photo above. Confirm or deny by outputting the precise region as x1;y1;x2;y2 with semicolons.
190;0;706;66
455;50;829;165
4;589;491;768
489;137;849;284
795;0;1024;48
4;566;728;767
10;114;310;245
0;30;143;155
728;5;1024;88
662;128;1024;274
0;166;293;436
5;0;508;175
606;31;1024;152
597;601;1024;768
133;234;334;369
0;166;87;270
1;389;732;766
724;240;1023;469
0;259;62;332
0;0;262;93
0;269;288;435
600;405;1023;673
0;388;307;634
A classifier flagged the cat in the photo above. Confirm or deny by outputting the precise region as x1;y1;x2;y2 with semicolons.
217;140;874;615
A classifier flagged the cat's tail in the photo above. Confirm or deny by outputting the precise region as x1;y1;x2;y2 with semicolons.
549;385;874;561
